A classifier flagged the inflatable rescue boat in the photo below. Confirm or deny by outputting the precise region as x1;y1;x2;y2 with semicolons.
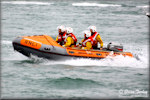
12;35;133;60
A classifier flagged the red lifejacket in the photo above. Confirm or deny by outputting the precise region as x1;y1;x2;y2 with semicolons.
82;37;94;47
57;32;66;42
91;32;99;47
64;33;77;44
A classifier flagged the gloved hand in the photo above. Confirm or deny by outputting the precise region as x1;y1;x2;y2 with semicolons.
77;43;81;47
100;47;103;50
62;45;66;47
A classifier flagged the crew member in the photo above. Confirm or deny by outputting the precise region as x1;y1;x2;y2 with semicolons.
88;26;103;49
62;27;77;47
81;30;93;50
56;25;66;45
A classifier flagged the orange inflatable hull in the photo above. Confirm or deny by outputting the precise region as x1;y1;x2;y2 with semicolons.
66;47;133;59
12;35;133;60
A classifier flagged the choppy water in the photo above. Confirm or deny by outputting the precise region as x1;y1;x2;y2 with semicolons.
1;0;149;99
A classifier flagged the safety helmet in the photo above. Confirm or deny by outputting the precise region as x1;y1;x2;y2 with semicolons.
88;26;96;32
57;25;66;32
83;30;91;38
66;27;73;34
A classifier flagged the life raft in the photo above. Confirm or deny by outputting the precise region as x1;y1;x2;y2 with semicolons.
12;35;133;60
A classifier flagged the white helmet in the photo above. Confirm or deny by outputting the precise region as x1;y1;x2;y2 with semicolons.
57;25;66;32
88;25;96;32
66;27;73;34
83;30;91;37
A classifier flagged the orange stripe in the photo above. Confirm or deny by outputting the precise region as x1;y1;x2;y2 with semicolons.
66;48;133;58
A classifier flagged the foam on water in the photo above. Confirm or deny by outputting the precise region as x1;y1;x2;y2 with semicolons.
43;55;148;69
2;52;28;61
136;5;149;8
72;2;121;7
1;1;53;5
1;40;12;45
41;44;148;69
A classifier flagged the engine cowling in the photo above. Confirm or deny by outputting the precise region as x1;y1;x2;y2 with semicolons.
107;42;123;52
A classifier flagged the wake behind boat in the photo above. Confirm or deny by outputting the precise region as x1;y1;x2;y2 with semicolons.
12;35;133;60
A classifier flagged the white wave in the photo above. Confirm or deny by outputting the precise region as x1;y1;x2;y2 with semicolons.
136;5;149;8
2;52;28;61
2;40;12;45
1;1;53;5
3;51;147;69
72;2;121;7
43;55;148;69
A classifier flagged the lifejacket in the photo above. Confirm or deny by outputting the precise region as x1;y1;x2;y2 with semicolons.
91;32;99;48
64;33;77;45
57;32;66;42
82;37;94;47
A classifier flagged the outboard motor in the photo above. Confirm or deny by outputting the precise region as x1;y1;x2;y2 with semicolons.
107;42;123;52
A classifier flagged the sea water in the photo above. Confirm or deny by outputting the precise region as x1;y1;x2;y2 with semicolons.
1;0;149;99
